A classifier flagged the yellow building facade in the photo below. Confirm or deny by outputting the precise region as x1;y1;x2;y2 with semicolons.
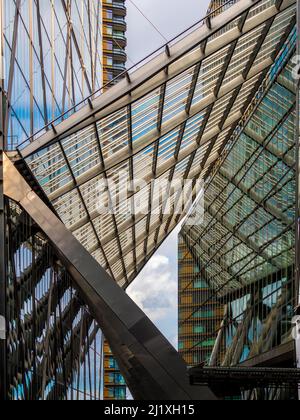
102;0;127;401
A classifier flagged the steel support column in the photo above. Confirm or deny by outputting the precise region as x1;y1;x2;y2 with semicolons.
3;154;216;401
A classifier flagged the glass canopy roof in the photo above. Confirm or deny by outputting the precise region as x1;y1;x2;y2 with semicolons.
18;0;296;288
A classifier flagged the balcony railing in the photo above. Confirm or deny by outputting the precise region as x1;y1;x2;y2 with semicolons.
112;48;127;58
112;63;126;71
103;0;126;13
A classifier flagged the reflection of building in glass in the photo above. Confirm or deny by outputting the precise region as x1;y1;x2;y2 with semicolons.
178;34;297;398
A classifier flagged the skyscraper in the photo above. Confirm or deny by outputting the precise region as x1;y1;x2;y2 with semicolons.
208;0;237;16
178;16;297;398
102;0;127;87
101;0;128;402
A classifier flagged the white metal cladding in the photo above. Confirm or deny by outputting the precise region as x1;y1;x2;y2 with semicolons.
20;0;296;288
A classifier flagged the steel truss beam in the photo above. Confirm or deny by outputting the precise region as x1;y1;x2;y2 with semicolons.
3;154;216;401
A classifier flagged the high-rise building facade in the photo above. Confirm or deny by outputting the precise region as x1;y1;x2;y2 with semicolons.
102;0;127;87
1;0;128;400
208;0;237;16
178;238;223;367
101;0;128;402
103;341;127;400
178;29;297;398
2;0;104;151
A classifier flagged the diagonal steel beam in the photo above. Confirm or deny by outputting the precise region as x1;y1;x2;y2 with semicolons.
3;154;216;401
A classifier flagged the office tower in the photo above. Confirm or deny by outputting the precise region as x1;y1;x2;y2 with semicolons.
102;0;128;402
102;0;127;87
103;341;127;400
180;30;297;399
178;237;224;367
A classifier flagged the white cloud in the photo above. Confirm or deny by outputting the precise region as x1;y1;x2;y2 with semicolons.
146;254;169;271
127;253;177;325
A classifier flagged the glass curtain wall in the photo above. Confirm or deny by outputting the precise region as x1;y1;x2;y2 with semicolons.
2;0;103;149
179;38;297;370
4;198;104;400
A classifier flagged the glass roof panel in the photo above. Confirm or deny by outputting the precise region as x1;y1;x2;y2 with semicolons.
132;88;160;142
20;0;296;288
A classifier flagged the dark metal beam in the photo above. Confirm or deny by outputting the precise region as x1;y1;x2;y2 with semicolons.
3;154;216;401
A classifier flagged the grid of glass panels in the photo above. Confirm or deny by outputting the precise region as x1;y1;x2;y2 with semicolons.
180;52;296;368
3;0;103;149
5;198;104;400
23;0;296;287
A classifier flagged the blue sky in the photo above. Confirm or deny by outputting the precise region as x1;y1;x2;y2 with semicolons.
126;0;211;349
